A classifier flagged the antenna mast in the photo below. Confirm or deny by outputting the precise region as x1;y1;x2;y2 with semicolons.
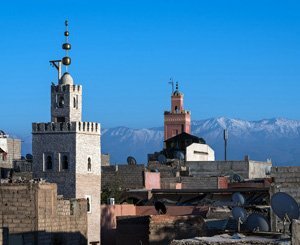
224;129;228;161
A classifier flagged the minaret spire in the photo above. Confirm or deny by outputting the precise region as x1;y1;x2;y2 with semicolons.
62;20;71;72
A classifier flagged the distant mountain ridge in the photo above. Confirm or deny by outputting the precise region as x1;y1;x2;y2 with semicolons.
102;117;300;165
16;117;300;166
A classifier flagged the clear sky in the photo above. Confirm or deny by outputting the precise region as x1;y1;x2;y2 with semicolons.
1;0;300;135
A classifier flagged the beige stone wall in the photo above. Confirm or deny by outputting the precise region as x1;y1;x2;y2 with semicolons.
0;182;87;245
76;174;101;244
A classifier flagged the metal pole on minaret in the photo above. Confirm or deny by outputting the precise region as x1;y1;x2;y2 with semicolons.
50;20;71;82
62;20;71;72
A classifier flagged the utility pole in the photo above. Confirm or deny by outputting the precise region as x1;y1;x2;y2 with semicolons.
224;129;228;161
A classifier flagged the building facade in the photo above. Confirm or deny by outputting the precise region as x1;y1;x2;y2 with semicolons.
0;130;21;169
164;82;191;141
32;21;101;243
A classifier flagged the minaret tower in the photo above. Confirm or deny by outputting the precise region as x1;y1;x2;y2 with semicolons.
164;82;191;140
32;21;101;243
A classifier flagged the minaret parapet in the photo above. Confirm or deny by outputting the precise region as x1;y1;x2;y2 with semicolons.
51;84;82;92
32;122;100;134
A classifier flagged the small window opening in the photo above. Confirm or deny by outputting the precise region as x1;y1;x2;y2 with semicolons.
88;157;91;172
46;156;52;170
86;195;91;213
58;96;64;108
62;155;68;170
73;97;76;108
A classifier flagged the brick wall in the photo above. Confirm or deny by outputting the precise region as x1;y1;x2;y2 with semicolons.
102;164;145;189
148;162;178;178
187;160;271;179
0;182;87;245
181;176;227;189
270;166;300;232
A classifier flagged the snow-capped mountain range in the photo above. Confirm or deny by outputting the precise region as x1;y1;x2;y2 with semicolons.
18;117;300;166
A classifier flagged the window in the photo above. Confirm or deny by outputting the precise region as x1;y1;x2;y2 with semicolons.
73;97;76;108
62;155;68;170
87;157;91;171
58;96;64;108
85;195;92;213
46;156;52;170
175;106;178;113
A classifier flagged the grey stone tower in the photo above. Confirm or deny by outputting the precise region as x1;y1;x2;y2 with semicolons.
32;21;101;243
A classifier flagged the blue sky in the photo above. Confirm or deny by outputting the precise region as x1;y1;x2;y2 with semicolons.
1;0;300;134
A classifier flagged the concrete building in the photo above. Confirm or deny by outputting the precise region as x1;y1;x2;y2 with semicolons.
32;21;101;243
0;130;21;169
164;82;191;141
186;143;215;161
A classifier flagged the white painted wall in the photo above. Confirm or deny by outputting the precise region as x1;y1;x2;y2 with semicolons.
186;143;215;161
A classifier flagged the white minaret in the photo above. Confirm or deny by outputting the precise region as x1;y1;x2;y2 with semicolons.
32;20;101;244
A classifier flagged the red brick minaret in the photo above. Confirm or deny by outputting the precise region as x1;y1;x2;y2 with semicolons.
164;82;191;140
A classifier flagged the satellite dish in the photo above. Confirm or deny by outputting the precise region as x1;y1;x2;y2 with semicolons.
245;213;270;232
175;151;185;161
271;192;300;220
154;201;167;215
127;156;137;165
232;207;247;222
158;154;167;164
26;154;33;160
232;192;245;206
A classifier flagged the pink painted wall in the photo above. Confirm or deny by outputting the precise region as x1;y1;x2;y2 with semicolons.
144;172;161;190
101;204;208;229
